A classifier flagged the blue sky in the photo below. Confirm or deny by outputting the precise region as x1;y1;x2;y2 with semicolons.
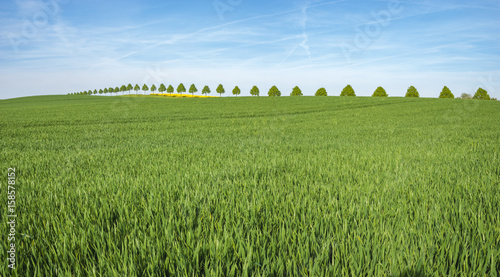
1;0;500;99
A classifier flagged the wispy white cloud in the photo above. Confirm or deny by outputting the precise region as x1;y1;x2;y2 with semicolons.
1;0;499;99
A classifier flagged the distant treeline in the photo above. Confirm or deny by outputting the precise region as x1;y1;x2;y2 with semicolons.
68;83;495;100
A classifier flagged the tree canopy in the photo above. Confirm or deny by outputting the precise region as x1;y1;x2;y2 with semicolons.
460;93;472;99
372;86;388;97
473;88;490;100
315;87;327;96
159;84;166;93
142;84;149;94
167;85;174;94
232;86;241;96
290;86;302;96
250;86;260;96
189;84;198;95
177;83;186;94
202;86;211;95
439;86;454;98
216;84;225;96
405;86;419;98
74;82;494;101
268;86;281;97
340;85;356;96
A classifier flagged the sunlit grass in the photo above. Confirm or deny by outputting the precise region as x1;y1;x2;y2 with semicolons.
0;95;498;276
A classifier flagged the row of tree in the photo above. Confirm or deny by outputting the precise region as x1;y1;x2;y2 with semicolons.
68;84;493;100
70;84;229;97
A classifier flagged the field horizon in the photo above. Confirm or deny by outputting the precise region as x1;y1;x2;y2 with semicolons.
1;95;499;275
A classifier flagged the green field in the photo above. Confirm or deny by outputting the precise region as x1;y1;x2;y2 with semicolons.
1;95;499;276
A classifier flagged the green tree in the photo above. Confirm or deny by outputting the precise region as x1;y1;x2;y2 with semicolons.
177;83;186;95
268;86;281;97
216;84;225;97
189;84;198;95
134;84;140;94
232;86;241;96
120;85;126;95
340;85;356;96
290;86;303;96
142;84;149;95
460;93;472;99
114;87;120;96
159;84;166;94
151;84;157;94
104;88;108;95
99;89;103;94
405;86;419;97
167;85;174;95
127;84;133;94
439;86;454;98
315;87;327;96
93;89;98;95
202;86;211;95
109;87;114;95
372;86;388;97
250;86;260;96
473;88;490;100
